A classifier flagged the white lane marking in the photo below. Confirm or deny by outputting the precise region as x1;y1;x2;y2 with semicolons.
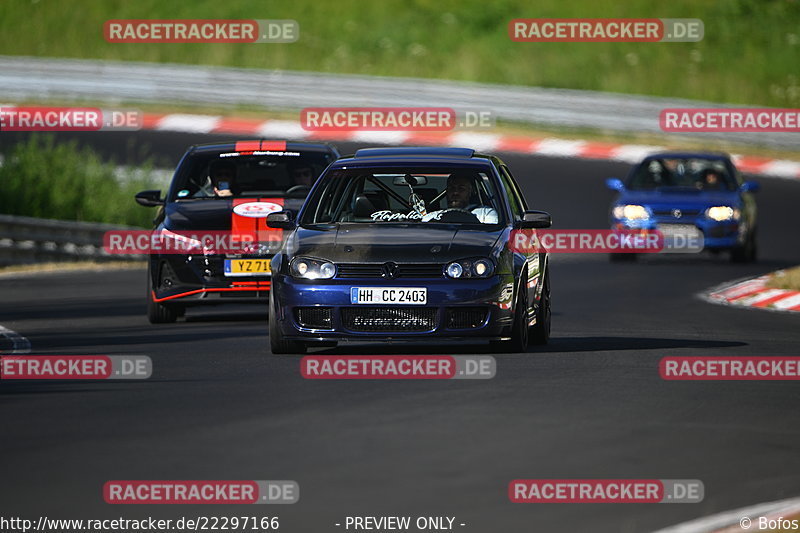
0;325;31;354
532;138;586;157
446;132;502;152
256;120;310;139
651;496;800;532
759;160;800;179
349;130;411;144
156;114;221;133
610;144;666;163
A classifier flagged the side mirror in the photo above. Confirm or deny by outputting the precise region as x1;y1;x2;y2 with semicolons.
516;210;552;229
266;211;296;229
741;181;760;193
135;190;163;207
605;178;625;192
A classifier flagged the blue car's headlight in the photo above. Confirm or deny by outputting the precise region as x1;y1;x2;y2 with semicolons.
706;206;740;221
613;204;650;220
290;257;336;280
445;258;495;279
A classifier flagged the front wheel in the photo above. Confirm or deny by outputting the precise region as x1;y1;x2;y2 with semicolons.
529;270;551;345
147;272;178;324
494;278;530;353
269;290;306;355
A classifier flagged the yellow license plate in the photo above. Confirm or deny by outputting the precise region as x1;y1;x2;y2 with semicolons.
225;259;271;276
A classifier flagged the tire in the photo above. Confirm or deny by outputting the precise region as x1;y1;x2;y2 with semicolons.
495;277;530;353
610;253;637;262
730;231;757;263
269;290;306;355
529;269;551;345
147;272;178;324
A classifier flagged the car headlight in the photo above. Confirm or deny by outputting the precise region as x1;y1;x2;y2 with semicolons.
612;204;650;220
706;206;740;221
445;258;495;279
290;257;336;279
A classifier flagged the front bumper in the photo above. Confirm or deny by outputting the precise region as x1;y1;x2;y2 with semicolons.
614;216;745;251
151;253;271;305
272;274;515;341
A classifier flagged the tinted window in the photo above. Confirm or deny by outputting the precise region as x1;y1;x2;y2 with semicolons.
628;158;737;191
169;151;333;200
301;166;505;226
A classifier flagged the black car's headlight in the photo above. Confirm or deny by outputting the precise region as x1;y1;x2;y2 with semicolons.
290;257;336;280
445;258;495;279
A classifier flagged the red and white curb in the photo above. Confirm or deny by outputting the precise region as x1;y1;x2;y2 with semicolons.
137;112;800;180
651;496;800;532
702;272;800;313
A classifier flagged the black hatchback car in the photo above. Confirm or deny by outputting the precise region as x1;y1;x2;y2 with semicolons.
136;140;339;323
265;147;552;354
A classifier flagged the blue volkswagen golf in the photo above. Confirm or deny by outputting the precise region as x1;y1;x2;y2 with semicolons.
606;152;759;262
265;147;552;354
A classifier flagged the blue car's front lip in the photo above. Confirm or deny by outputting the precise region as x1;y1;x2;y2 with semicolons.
273;274;514;340
612;215;744;249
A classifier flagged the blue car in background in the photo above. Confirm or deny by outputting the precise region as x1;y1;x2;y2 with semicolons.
606;152;759;263
265;147;552;354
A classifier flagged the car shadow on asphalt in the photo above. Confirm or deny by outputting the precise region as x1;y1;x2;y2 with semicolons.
308;335;746;356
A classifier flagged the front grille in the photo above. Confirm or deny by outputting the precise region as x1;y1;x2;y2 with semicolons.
336;264;383;278
653;208;702;217
295;307;333;329
341;307;437;332
446;307;489;329
336;263;444;279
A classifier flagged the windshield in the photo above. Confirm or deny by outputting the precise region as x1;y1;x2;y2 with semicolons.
169;151;333;200
628;158;737;191
300;166;505;225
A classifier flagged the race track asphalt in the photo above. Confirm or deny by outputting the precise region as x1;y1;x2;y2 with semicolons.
1;131;799;532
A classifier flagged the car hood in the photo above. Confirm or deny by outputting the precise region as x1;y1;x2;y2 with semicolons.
618;189;741;209
163;198;307;231
286;224;505;263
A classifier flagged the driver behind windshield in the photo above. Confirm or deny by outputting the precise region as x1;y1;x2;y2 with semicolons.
289;163;315;187
422;171;499;223
209;160;237;198
699;168;724;190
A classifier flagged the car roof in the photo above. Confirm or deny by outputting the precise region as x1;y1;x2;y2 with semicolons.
188;140;339;155
332;146;500;169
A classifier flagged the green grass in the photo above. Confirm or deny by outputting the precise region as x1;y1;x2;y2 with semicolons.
0;135;159;227
766;266;800;292
1;0;798;106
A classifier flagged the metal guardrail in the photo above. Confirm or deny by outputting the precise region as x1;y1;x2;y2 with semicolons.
0;55;797;149
0;214;143;266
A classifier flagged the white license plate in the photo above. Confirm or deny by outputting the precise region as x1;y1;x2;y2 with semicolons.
350;287;427;305
658;224;702;237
